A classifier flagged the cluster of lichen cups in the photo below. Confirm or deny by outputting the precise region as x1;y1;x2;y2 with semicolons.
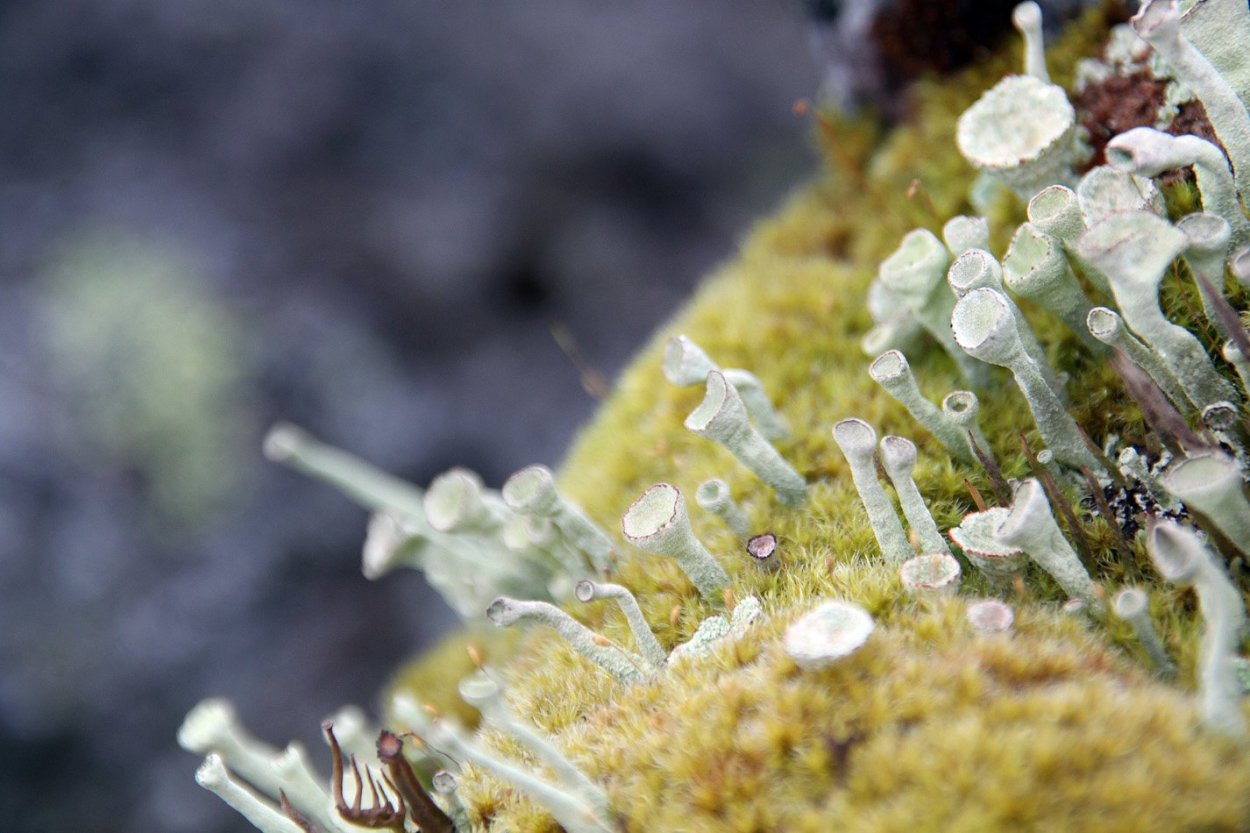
183;2;1250;830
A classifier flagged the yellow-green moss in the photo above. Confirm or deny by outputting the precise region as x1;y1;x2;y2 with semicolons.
392;7;1250;831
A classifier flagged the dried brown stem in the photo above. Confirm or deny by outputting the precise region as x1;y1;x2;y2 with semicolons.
1110;352;1207;455
377;730;456;833
969;432;1011;506
323;722;407;833
964;480;988;512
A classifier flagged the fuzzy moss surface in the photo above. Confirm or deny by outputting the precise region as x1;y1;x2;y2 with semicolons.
391;8;1250;831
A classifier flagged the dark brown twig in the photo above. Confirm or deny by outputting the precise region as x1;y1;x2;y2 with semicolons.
1194;271;1250;362
377;730;456;833
279;791;320;833
968;431;1012;506
323;722;407;833
964;479;988;512
1109;352;1208;455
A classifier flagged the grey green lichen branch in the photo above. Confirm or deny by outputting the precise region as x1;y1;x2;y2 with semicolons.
621;482;730;601
663;334;790;440
832;418;912;564
1132;0;1250;204
1147;520;1247;737
995;478;1102;610
685;370;807;507
486;596;648;684
950;287;1101;471
393;694;614;833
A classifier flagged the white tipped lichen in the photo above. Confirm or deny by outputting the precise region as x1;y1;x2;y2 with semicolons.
663;335;790;440
486;597;646;684
1078;211;1237;410
695;477;751;538
1160;453;1250;552
1113;587;1176;677
950;507;1028;588
951;287;1099;470
575;579;666;668
956;74;1077;199
869;349;978;463
899;552;962;598
966;599;1015;633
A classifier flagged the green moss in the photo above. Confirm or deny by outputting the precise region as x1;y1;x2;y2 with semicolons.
391;7;1250;831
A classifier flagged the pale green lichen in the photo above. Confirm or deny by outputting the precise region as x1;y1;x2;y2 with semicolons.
190;6;1250;832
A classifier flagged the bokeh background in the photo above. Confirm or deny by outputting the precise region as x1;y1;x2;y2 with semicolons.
0;1;1083;831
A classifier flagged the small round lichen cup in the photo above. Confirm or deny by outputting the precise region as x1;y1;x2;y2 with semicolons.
955;74;1077;198
899;553;962;598
782;600;875;669
966;599;1015;633
501;464;561;515
949;507;1027;587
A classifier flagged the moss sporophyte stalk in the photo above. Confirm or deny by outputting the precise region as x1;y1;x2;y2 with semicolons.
183;3;1250;830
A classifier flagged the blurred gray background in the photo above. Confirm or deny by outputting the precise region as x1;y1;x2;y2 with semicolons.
0;0;1069;830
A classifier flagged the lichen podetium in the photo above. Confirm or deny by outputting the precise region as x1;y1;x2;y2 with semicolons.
185;4;1250;831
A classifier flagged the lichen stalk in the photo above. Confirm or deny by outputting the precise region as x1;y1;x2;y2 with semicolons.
575;579;667;668
832;418;912;564
621;482;730;601
485;597;646;684
419;717;614;833
695;478;751;538
685;370;807;507
195;755;306;833
951;287;1101;471
995;478;1102;609
1112;588;1177;677
1077;211;1238;410
868;349;977;463
1159;453;1250;553
1086;306;1193;412
458;671;610;815
879;435;951;556
1132;0;1250;205
1147;520;1248;737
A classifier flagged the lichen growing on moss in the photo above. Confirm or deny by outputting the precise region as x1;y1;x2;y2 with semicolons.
189;4;1250;832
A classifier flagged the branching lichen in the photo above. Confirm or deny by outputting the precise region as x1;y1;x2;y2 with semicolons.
188;5;1250;832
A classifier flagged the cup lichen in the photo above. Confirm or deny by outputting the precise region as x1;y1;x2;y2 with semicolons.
189;5;1250;832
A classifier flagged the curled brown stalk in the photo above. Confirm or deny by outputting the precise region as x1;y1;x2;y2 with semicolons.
376;730;456;833
323;721;407;833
